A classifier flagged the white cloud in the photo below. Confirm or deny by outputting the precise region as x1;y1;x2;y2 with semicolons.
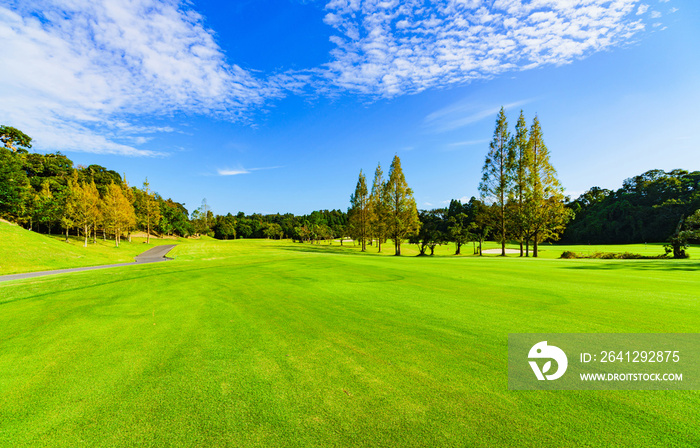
320;0;648;97
650;11;662;18
637;4;649;15
669;7;678;13
217;166;282;176
218;168;251;176
0;0;660;156
0;1;273;156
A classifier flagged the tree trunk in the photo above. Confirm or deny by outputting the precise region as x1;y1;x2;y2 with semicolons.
525;240;529;257
519;240;523;257
455;242;461;255
479;238;483;256
65;227;69;243
84;225;88;247
147;220;151;244
533;233;539;257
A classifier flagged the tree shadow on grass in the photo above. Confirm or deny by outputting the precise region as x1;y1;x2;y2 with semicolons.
273;244;368;256
559;260;700;272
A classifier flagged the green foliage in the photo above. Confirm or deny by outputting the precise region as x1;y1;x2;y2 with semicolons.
523;115;571;256
0;125;32;153
368;163;388;252
410;209;447;255
664;209;700;258
349;170;369;251
0;148;31;221
383;155;419;255
563;170;700;244
480;107;515;255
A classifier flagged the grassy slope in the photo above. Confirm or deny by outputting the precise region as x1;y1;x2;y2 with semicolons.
1;239;698;447
0;220;191;275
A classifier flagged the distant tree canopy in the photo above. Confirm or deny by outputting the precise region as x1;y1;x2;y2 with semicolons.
562;169;700;244
4;125;697;253
0;125;32;153
0;127;192;242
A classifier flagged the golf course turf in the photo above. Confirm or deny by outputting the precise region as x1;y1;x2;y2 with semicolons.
1;237;699;447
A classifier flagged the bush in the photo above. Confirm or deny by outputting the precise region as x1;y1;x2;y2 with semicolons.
560;251;669;260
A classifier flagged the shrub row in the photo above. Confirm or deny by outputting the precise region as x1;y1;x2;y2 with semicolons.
560;251;669;260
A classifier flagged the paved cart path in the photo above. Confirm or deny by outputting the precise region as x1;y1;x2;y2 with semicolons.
0;245;177;283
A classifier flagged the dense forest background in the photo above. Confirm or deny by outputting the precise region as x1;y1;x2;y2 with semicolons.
1;142;698;246
561;170;700;244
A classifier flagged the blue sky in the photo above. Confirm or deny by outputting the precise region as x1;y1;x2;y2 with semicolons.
1;0;697;215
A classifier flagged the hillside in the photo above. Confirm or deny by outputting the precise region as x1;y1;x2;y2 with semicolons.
0;220;181;275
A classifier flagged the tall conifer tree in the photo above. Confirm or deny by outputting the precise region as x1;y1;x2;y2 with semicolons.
349;170;369;251
369;163;387;252
512;110;530;256
525;116;571;257
479;107;515;256
383;155;419;256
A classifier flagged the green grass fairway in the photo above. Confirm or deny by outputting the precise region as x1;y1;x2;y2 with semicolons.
0;221;190;275
1;239;699;447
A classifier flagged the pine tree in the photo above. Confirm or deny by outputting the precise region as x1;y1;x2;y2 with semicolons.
36;180;59;235
525;116;571;257
103;183;134;247
383;155;419;256
59;171;78;243
349;170;369;251
368;163;387;252
140;178;161;244
479;107;515;256
73;180;101;247
85;181;101;244
121;177;137;243
512;110;530;256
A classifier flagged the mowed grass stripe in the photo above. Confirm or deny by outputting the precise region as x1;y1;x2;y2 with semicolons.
0;239;698;447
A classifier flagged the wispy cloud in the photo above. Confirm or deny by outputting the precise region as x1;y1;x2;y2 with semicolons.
425;99;533;133
445;139;490;150
217;166;283;176
320;0;649;97
0;0;660;156
0;1;274;156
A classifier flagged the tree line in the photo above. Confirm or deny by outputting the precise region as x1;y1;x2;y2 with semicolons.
348;155;420;255
347;109;571;257
4;117;698;257
1;126;192;245
562;169;700;244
